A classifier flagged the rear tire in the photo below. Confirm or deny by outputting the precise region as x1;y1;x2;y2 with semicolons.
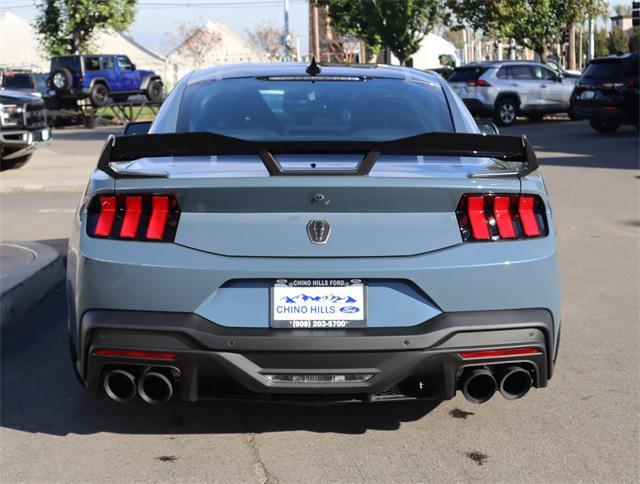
89;83;109;107
589;120;620;133
145;79;163;102
494;98;518;126
51;68;73;92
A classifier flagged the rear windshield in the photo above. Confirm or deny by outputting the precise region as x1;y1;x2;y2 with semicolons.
448;67;487;82
1;73;34;90
582;60;624;79
50;56;81;72
177;77;454;141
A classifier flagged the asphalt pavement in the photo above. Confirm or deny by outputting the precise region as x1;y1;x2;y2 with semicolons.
0;120;638;483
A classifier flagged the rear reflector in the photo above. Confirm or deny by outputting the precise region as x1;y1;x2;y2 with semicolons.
88;193;180;242
456;193;547;242
459;348;542;359
94;349;177;360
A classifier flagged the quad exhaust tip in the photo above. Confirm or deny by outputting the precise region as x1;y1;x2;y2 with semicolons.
498;366;533;400
138;371;173;405
461;368;497;404
103;369;137;402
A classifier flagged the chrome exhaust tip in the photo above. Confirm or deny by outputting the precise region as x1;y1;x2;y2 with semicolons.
138;371;173;405
460;368;497;404
499;366;532;400
103;369;137;402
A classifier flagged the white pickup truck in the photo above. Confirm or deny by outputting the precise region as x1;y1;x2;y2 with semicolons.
0;89;51;170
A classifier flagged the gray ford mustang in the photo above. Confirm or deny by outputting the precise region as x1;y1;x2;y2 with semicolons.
67;62;560;406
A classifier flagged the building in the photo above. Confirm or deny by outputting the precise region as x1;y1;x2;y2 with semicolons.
611;15;635;37
0;10;169;81
167;21;264;84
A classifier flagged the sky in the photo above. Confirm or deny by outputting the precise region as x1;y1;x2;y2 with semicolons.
0;0;631;56
0;0;311;55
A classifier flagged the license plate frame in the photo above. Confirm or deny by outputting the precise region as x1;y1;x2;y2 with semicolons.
270;279;367;329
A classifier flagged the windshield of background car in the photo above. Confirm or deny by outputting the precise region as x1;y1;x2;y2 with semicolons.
582;60;624;80
177;77;454;141
50;57;81;72
1;73;34;90
448;67;487;82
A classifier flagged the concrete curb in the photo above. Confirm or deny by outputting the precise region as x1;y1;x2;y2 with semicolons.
0;241;65;329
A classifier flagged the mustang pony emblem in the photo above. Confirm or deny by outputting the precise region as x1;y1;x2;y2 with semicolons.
307;219;331;244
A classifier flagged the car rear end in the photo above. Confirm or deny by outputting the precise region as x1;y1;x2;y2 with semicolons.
573;54;640;127
67;65;560;406
448;64;498;117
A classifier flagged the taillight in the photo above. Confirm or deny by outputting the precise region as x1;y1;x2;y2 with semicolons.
87;193;180;241
456;194;548;242
467;79;491;87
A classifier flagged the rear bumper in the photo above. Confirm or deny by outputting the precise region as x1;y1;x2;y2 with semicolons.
573;102;638;125
461;98;494;117
80;308;555;403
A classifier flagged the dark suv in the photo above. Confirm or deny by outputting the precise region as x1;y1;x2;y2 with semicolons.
573;53;639;133
49;55;163;107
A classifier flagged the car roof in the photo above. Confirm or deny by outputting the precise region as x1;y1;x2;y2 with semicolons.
590;52;638;62
456;60;546;69
186;62;443;84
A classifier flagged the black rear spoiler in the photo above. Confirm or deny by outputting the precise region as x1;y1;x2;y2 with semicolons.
97;131;538;179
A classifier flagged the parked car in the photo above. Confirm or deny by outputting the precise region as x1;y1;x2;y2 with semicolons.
48;54;163;107
0;89;51;170
1;69;49;97
572;53;639;133
67;62;560;407
448;60;577;126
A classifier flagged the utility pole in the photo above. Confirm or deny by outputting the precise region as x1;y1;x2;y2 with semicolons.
568;25;576;71
283;0;291;60
310;1;320;60
587;18;596;61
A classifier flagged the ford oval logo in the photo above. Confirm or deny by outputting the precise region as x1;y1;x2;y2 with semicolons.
340;306;360;314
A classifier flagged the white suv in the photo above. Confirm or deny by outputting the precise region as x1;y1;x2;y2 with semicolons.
448;61;577;126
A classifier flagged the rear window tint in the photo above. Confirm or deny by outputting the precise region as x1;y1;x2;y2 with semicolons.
50;57;81;72
582;60;624;79
2;73;34;90
178;77;454;141
448;67;487;82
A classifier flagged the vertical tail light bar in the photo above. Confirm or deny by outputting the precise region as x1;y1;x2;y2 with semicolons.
146;196;170;240
456;194;547;242
119;196;143;238
87;193;180;242
93;196;117;237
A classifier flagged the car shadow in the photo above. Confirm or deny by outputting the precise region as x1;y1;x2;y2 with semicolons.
0;285;438;437
497;119;640;170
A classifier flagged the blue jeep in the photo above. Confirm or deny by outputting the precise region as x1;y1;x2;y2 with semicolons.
49;55;163;107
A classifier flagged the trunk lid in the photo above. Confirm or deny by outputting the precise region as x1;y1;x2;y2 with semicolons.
113;155;520;257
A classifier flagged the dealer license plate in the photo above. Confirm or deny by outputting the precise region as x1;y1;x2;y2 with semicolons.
270;279;367;329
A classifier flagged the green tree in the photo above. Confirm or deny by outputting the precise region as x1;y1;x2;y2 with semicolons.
630;28;640;52
35;0;137;55
447;0;605;62
320;0;441;65
608;27;630;54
